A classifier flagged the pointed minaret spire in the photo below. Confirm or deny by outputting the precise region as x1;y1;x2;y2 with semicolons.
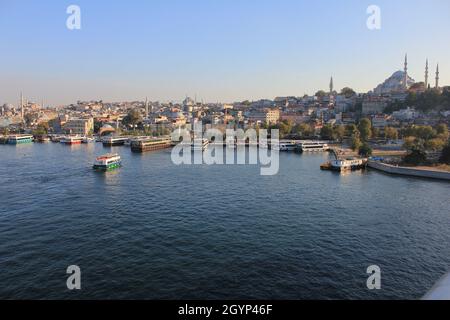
20;91;24;123
435;64;440;89
329;76;334;95
425;59;429;90
144;97;148;116
404;53;408;90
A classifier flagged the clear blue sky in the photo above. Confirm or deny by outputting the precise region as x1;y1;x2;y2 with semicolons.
0;0;449;106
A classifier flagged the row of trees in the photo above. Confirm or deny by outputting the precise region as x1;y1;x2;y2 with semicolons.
314;87;356;98
385;87;450;113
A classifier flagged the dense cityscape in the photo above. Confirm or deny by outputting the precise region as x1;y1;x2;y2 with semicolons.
2;0;450;305
2;55;450;170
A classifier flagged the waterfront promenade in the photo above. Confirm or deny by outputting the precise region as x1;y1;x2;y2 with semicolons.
368;160;450;181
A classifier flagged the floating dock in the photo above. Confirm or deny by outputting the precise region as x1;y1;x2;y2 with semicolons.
131;138;172;153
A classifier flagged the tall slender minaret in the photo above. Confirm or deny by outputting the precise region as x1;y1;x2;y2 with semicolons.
144;97;148;116
20;92;24;123
435;64;440;89
403;54;408;90
424;59;429;89
329;76;334;95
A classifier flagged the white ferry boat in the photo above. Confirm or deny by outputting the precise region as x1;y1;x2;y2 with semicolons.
50;135;62;142
92;153;122;171
298;141;329;152
329;158;367;172
60;136;84;145
277;140;298;152
83;137;95;143
7;134;34;144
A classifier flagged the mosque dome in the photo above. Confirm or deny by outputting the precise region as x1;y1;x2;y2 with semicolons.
3;103;14;111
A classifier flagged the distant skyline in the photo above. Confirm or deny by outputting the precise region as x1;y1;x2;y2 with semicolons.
1;0;449;106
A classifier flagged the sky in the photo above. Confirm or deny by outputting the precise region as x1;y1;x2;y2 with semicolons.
0;0;449;106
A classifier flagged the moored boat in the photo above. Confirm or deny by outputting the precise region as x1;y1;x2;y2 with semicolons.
83;137;95;143
276;140;298;152
61;136;84;145
102;136;129;147
321;157;367;172
131;138;172;153
298;141;329;152
35;135;50;142
93;153;122;171
7;134;34;144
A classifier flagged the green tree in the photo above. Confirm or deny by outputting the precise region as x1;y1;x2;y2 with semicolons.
320;124;334;140
403;136;420;151
425;138;446;151
279;120;294;137
416;89;441;112
295;123;314;137
384;127;398;140
358;143;373;157
436;124;449;140
403;148;427;165
357;118;372;141
345;124;358;137
416;126;436;140
333;125;345;141
315;90;327;98
440;144;450;164
351;132;362;151
340;87;356;98
122;109;143;130
372;127;380;139
33;122;49;135
1;127;9;135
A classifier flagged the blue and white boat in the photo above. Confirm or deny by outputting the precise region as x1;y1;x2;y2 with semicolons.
7;134;34;144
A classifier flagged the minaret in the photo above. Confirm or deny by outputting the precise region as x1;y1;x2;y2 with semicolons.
424;59;429;90
144;97;148;116
403;54;408;90
20;92;24;123
435;64;440;89
329;76;334;95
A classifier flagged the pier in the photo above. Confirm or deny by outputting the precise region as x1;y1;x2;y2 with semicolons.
368;160;450;181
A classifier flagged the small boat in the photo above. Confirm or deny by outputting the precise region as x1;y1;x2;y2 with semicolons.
35;135;50;142
7;134;34;144
298;141;329;152
50;135;62;142
102;136;129;147
61;136;84;145
83;137;95;143
321;157;367;172
277;140;298;152
93;153;122;171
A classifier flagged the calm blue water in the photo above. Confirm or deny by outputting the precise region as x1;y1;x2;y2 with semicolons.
0;142;450;300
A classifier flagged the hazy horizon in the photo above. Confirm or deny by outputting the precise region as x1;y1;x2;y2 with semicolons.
1;0;449;106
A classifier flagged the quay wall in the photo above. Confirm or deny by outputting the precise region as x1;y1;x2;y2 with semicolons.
368;160;450;181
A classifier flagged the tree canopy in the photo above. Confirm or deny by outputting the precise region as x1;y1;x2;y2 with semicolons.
340;87;356;98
